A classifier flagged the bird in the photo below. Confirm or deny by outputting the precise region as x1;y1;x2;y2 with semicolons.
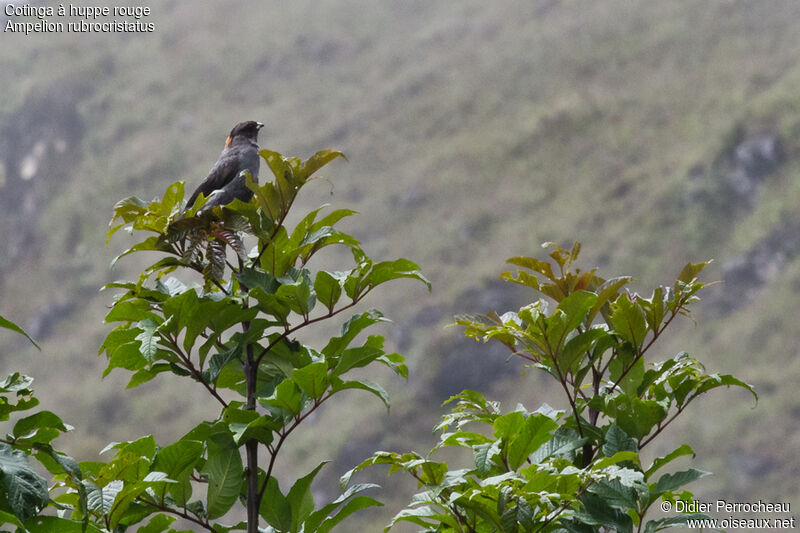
186;120;263;213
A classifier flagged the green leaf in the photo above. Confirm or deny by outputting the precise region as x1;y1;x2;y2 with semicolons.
107;195;148;242
592;451;640;470
473;441;501;475
260;476;291;531
126;366;169;389
507;414;559;470
366;258;431;292
599;396;668;441
300;149;347;179
641;286;666;333
304;483;376;532
205;341;243;384
645;444;695;478
643;514;711;532
653;468;709;495
314;271;344;312
377;352;408;379
330;378;391;411
577;492;634;532
506;256;555;281
560;327;607;372
287;461;328;531
322;310;389;360
529;430;586;464
275;269;317;316
694;373;758;404
602;424;637;456
264;379;305;416
23;516;105;533
332;342;384;377
227;412;277;446
203;435;243;519
676;261;712;284
151;439;202;507
590;478;640;511
588;276;633;323
35;448;81;479
85;479;122;515
0;372;34;394
103;341;148;378
610;354;645;397
493;411;525;442
315;495;382;533
0;313;39;349
109;235;175;269
107;480;162;530
13;411;69;440
97;436;157;485
292;362;329;399
135;319;160;362
137;514;177;533
556;290;598;333
237;268;280;293
104;300;162;325
152;439;203;480
0;443;49;522
609;293;648;349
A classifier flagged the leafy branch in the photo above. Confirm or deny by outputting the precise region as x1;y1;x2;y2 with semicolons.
348;242;756;532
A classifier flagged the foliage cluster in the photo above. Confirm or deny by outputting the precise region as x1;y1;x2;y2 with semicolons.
348;243;756;532
0;148;754;532
2;147;429;532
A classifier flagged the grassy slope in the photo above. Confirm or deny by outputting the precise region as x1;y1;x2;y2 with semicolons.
2;0;800;528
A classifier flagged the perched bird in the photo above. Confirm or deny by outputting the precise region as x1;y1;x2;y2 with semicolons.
187;120;263;212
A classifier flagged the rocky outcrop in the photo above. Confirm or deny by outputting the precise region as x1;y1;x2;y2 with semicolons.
718;217;800;311
728;133;785;205
686;129;785;212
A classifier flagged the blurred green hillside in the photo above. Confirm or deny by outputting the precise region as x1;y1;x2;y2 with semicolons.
2;1;800;529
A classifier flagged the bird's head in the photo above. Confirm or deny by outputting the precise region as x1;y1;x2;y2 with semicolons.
225;121;264;146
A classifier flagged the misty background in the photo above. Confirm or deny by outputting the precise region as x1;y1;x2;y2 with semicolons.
2;1;799;529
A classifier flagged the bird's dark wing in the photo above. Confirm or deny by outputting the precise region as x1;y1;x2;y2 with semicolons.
198;173;250;213
187;150;240;208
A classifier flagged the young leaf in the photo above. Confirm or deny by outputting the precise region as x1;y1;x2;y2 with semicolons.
609;293;648;349
676;261;712;284
300;149;346;180
556;290;598;333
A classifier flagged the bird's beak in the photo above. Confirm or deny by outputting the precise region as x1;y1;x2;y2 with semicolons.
256;122;264;130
